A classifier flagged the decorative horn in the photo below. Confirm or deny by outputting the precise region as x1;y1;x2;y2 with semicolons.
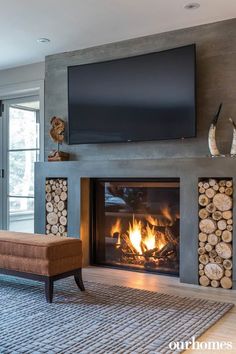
208;103;222;157
229;117;236;156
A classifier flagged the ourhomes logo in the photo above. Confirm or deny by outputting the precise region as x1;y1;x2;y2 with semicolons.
169;336;232;351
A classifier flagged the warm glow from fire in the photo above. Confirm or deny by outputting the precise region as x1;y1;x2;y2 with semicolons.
128;217;142;254
110;212;171;255
143;224;156;250
146;214;166;227
146;215;158;226
162;206;173;225
110;218;121;236
156;232;166;251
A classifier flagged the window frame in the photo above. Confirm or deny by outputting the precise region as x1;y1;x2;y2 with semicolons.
2;95;41;230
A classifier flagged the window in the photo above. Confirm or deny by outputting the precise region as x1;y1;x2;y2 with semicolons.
7;99;40;232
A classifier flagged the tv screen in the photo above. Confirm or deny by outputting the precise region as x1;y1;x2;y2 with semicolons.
68;44;196;144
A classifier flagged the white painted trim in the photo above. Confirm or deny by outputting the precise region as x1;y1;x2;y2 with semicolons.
0;79;44;161
0;79;42;98
0;78;44;229
2;96;42;229
39;80;45;162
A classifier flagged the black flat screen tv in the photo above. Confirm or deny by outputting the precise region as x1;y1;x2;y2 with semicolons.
68;44;196;144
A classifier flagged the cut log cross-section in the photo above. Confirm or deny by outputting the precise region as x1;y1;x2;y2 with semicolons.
199;254;209;265
208;234;218;246
199;208;209;219
213;193;232;211
217;219;227;230
222;230;232;243
199;195;209;206
204;263;224;280
211;280;220;288
212;211;222;221
215;242;232;259
206;203;216;213
220;277;232;289
199;275;210;287
205;188;215;199
199;219;216;234
199;232;207;242
223;259;232;270
222;210;232;220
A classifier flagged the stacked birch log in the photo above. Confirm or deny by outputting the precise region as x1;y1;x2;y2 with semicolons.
45;178;68;237
198;178;233;289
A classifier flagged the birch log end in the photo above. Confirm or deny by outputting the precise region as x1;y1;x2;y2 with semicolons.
204;263;224;280
215;242;232;259
220;276;232;289
199;275;210;287
213;193;232;211
199;219;216;234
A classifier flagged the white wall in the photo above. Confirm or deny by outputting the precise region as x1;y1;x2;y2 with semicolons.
0;62;44;87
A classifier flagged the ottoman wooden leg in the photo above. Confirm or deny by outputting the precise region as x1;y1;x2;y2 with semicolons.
74;269;85;291
45;277;54;303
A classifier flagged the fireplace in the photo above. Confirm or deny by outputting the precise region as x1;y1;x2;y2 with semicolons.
91;179;180;275
35;158;236;288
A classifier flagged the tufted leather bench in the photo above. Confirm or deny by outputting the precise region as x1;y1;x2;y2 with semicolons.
0;231;85;302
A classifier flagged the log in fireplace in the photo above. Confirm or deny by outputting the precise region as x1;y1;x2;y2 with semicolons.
91;179;180;275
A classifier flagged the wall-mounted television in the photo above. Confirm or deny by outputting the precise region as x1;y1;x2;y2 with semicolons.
68;44;196;144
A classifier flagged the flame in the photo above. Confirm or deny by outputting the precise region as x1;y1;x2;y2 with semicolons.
111;213;172;255
116;233;121;248
156;231;166;251
143;224;156;250
146;215;165;227
128;217;142;254
146;215;158;226
110;218;121;236
162;206;173;225
128;216;169;254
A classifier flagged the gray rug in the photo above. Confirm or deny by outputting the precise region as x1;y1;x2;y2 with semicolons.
0;276;233;354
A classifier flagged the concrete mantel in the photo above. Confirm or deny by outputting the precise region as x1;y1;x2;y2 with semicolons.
35;157;236;289
35;157;236;177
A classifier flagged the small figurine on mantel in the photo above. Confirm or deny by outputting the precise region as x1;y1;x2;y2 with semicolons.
48;116;70;161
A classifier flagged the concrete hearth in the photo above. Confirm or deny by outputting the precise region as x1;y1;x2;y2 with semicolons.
35;157;236;289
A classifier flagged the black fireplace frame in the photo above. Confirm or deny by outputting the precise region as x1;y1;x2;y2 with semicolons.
90;177;180;276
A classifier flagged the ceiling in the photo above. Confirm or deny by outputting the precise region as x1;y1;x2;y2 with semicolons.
0;0;235;70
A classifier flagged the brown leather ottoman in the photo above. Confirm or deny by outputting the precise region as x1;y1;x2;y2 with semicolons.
0;231;85;302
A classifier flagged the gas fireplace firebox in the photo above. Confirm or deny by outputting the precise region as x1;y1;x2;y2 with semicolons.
91;179;180;275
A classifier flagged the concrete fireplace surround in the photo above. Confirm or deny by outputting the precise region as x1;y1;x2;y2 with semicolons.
44;18;236;160
37;18;236;289
35;157;236;289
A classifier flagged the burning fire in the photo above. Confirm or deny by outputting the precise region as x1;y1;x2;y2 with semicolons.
128;217;143;254
110;218;121;236
109;208;179;269
110;214;169;255
143;224;156;250
146;215;159;227
146;206;175;227
155;232;167;251
128;216;167;254
162;206;174;226
146;214;167;227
